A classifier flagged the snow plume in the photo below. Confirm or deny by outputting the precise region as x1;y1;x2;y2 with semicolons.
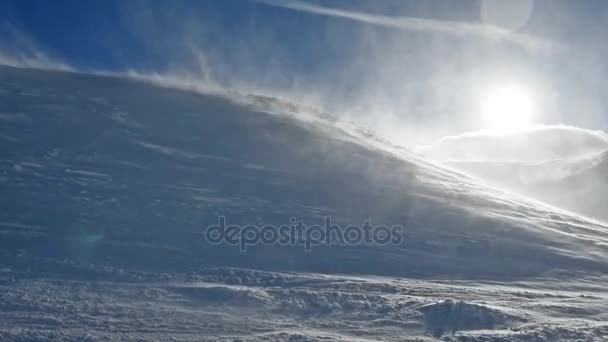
0;2;577;150
0;2;563;149
122;69;226;97
418;125;608;163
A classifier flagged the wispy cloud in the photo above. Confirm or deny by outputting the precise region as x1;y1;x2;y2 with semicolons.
0;23;72;71
0;49;73;71
259;0;550;51
417;125;608;162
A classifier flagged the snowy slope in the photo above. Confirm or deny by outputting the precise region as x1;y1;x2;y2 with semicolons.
1;66;608;341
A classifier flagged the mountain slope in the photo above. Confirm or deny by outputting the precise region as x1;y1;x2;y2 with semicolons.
2;66;608;341
1;65;608;280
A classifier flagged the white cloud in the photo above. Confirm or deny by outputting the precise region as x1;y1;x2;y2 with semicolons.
0;23;72;71
0;49;72;71
418;125;608;162
259;0;551;51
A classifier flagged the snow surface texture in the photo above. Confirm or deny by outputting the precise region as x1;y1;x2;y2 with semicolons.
1;66;608;341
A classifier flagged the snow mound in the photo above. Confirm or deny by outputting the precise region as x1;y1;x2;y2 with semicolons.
418;299;518;337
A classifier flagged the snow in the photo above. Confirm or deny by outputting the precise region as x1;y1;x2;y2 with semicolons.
0;65;607;340
439;143;608;222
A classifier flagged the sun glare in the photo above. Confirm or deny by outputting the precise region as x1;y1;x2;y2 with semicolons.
481;84;535;131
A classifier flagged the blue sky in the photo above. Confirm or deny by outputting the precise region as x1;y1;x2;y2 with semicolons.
1;0;608;143
0;1;477;69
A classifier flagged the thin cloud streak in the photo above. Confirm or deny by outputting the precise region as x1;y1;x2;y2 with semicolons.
0;49;73;71
417;125;608;163
0;23;73;71
259;0;551;51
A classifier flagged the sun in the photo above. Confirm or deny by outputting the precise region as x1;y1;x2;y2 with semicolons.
481;84;535;131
